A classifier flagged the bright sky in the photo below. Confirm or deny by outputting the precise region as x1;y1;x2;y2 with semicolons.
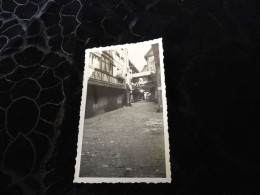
127;43;151;72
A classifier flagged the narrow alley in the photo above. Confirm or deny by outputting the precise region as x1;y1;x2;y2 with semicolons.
79;101;166;178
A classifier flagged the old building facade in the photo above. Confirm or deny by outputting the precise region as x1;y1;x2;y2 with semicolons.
129;60;142;101
130;44;162;111
131;46;157;102
85;49;130;118
151;43;163;112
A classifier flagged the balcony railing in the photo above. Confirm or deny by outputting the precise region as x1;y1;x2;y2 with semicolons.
89;68;126;89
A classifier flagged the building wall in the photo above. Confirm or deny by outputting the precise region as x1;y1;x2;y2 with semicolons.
142;48;157;102
85;85;125;118
110;49;128;78
88;49;129;80
152;43;163;112
85;49;130;118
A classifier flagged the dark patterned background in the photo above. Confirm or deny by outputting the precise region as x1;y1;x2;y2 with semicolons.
0;0;260;194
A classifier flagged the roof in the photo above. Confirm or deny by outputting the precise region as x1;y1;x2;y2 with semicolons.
141;65;148;72
129;60;139;73
144;47;153;59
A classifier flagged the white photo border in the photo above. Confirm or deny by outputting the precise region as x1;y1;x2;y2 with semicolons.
73;38;171;183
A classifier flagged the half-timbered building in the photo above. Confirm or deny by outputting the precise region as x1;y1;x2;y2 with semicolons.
84;49;130;118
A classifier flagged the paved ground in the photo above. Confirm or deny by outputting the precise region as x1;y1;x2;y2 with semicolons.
79;101;166;178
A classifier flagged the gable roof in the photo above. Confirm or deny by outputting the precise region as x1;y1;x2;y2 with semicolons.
144;47;153;60
141;65;148;72
129;60;139;73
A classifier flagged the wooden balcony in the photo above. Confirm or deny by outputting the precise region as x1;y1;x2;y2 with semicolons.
88;69;126;89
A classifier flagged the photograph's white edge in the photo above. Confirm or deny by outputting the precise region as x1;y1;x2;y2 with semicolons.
73;38;172;183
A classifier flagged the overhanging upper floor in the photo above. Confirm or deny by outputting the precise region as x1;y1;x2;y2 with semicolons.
88;69;126;89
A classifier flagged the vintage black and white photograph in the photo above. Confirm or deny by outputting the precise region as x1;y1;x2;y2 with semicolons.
74;39;171;183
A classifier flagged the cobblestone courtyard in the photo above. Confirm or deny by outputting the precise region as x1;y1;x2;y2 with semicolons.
79;101;166;178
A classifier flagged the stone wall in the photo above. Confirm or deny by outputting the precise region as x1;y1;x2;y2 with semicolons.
85;85;125;118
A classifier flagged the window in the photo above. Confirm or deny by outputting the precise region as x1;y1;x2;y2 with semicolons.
89;53;101;68
109;63;113;75
99;56;113;75
147;56;155;72
148;56;154;62
115;52;120;61
89;53;93;67
94;56;100;68
101;61;105;70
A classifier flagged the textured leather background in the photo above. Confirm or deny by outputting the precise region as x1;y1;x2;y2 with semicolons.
0;0;260;194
